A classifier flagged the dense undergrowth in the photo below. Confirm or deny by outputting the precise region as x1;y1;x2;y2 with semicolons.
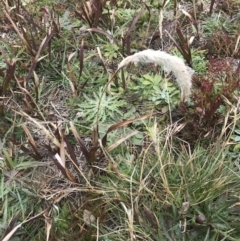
0;0;240;240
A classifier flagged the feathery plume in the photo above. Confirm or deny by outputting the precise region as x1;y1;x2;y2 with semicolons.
118;49;194;101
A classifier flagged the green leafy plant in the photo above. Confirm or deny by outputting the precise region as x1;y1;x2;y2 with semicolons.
79;87;126;123
50;201;80;239
103;43;120;61
172;48;208;74
202;16;233;36
129;73;180;107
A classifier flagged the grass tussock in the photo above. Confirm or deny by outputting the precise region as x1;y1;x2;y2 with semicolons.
76;115;240;241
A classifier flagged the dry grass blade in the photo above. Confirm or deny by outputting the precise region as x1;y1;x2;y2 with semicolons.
158;0;170;46
26;29;55;81
120;69;125;89
180;9;198;35
120;202;134;241
233;28;240;56
14;111;89;183
63;135;79;166
158;9;164;45
15;2;44;52
52;153;78;183
3;10;34;56
67;62;77;96
162;0;171;7
106;130;138;152
17;110;60;147
92;0;103;27
174;0;178;16
97;47;108;73
2;210;45;241
75;5;92;27
176;27;192;66
22;124;42;159
144;206;158;227
20;3;42;32
0;104;4;116
139;4;151;47
62;134;91;182
123;8;145;55
33;71;39;103
83;1;94;26
0;48;16;95
79;39;85;79
14;81;46;120
70;121;97;164
77;0;106;28
2;214;21;240
192;0;197;20
209;0;216;15
44;214;52;241
9;138;41;160
165;29;191;66
87;27;116;43
3;62;15;94
60;137;66;168
92;126;99;147
150;19;176;44
2;222;24;241
102;113;154;146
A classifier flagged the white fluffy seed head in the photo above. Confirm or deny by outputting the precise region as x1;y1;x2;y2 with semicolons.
118;49;194;101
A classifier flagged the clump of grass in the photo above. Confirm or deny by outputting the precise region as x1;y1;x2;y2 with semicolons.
0;149;45;240
87;114;239;240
